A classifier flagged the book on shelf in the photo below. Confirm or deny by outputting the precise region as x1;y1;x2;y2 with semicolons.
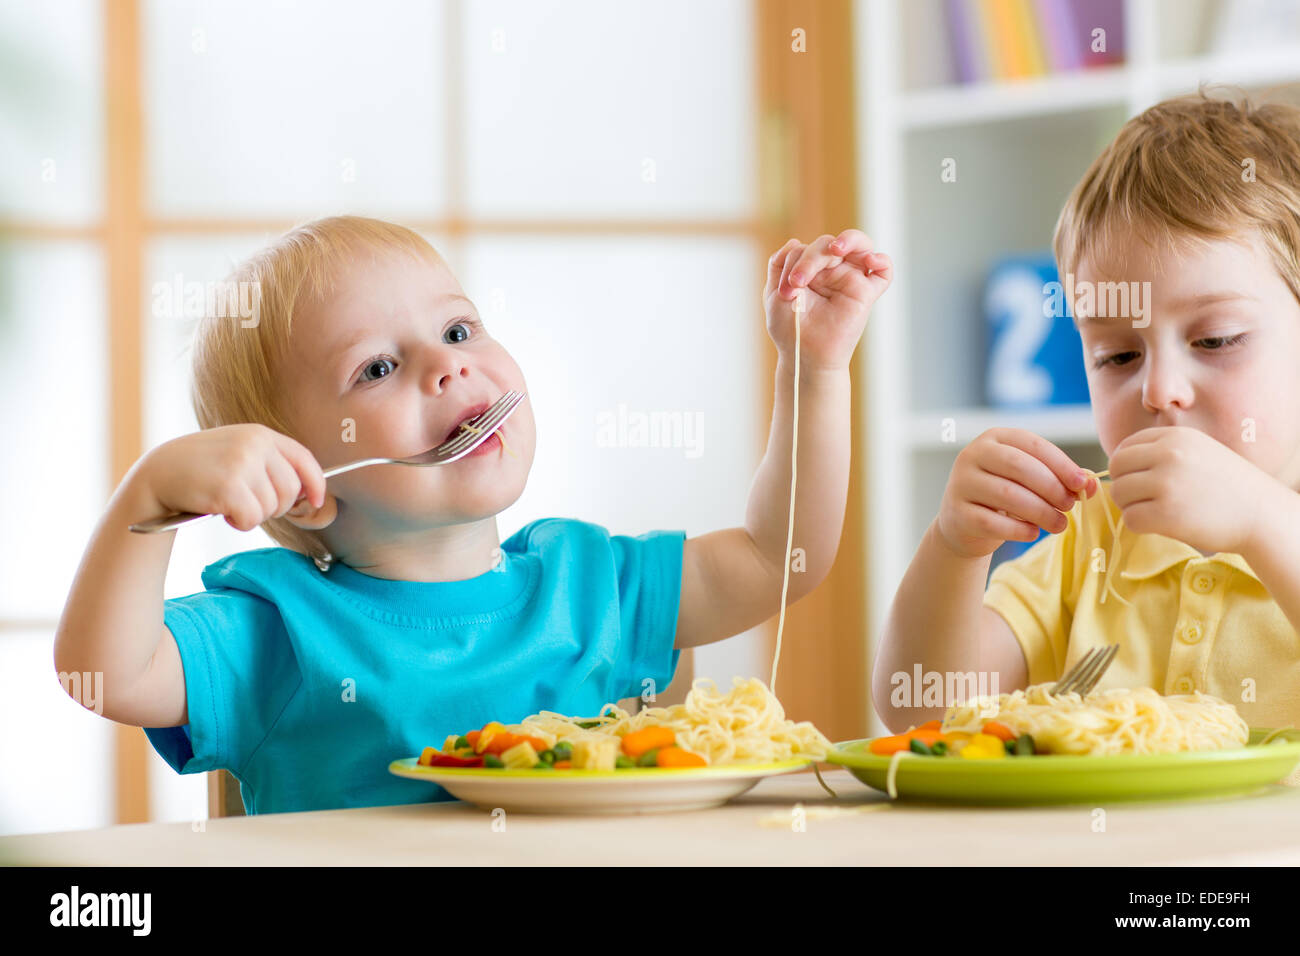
946;0;1125;85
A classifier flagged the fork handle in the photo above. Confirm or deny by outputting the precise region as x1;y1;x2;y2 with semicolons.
128;511;222;534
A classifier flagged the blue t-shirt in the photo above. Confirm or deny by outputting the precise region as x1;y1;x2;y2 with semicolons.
144;518;684;814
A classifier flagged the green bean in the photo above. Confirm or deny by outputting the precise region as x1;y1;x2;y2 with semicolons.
909;737;932;755
1014;734;1035;756
637;749;661;767
484;754;505;768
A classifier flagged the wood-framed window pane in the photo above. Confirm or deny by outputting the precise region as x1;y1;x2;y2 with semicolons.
0;0;104;225
0;240;108;618
462;0;756;219
143;0;448;219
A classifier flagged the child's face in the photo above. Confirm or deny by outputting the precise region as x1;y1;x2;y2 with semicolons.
279;250;535;536
1076;228;1300;489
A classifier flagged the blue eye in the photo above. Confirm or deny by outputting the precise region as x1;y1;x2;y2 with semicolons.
445;321;473;344
358;357;395;383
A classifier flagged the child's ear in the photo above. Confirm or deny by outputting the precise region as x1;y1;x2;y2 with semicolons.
285;492;337;530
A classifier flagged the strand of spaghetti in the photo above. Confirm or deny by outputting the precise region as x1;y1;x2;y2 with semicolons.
770;296;800;693
1079;469;1132;607
458;421;518;457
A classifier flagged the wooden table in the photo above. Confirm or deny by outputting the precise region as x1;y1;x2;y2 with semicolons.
4;768;1299;866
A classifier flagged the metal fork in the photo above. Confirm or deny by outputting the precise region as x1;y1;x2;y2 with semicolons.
1051;644;1119;696
128;390;526;534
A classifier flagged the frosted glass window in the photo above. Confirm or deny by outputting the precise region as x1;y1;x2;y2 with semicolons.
0;241;107;618
462;0;756;219
144;0;448;218
457;234;768;682
0;630;115;837
0;0;103;224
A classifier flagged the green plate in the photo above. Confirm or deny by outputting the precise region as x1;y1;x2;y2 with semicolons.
825;729;1300;805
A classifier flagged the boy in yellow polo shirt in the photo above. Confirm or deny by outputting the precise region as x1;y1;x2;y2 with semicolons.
873;90;1300;732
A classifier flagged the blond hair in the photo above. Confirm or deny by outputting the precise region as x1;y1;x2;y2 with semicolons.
1053;87;1300;303
189;215;447;560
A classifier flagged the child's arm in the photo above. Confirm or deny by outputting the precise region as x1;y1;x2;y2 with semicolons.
674;231;892;649
53;425;327;727
871;429;1093;732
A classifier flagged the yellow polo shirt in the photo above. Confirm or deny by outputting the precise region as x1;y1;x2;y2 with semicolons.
984;481;1300;730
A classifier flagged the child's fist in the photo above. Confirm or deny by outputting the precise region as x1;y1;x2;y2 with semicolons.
936;428;1094;559
137;424;333;532
763;229;892;372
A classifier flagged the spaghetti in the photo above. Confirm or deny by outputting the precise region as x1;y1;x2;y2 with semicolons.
940;683;1249;756
509;677;832;766
457;421;518;458
1078;469;1132;607
770;293;801;692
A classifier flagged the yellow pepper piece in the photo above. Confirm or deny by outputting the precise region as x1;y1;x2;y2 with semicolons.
958;732;1007;760
475;721;508;754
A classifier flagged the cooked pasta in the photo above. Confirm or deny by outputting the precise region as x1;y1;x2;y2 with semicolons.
507;676;831;766
940;683;1249;756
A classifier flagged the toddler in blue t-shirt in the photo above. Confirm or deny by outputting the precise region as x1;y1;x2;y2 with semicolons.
54;216;891;813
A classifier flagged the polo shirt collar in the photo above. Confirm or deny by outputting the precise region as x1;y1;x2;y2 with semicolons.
1117;530;1259;582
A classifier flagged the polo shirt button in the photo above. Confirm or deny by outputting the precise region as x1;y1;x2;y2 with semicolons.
1181;623;1202;644
1192;574;1215;593
1174;676;1194;693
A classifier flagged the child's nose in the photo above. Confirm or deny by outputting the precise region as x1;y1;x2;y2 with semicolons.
1140;354;1194;413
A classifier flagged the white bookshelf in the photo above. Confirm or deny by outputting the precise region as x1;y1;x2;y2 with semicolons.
856;0;1300;735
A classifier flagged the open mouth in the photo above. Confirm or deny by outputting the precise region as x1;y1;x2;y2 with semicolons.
442;402;491;444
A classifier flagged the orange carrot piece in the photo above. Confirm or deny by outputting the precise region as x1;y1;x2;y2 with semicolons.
621;726;676;757
916;720;943;731
656;746;707;768
981;721;1017;742
553;760;572;769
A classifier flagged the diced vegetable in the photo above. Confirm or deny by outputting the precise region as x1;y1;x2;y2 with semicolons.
501;741;540;769
572;738;619;770
430;753;485;767
869;729;944;756
621;726;676;758
917;720;943;731
909;737;932;755
419;746;439;766
1013;734;1035;756
475;721;508;754
442;734;460;753
930;741;948;756
552;741;573;761
538;749;556;765
553;760;572;769
656;747;707;768
615;755;636;769
636;749;661;767
981;721;1017;743
454;735;471;750
484;754;505;768
958;733;1006;760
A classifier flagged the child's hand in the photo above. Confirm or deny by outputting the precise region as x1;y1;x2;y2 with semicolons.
763;229;893;372
1109;426;1275;555
937;428;1093;559
138;424;333;532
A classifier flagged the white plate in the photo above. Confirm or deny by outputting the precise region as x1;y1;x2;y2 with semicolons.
388;757;811;814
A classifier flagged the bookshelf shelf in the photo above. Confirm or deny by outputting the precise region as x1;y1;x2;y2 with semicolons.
855;0;1300;737
902;65;1130;128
